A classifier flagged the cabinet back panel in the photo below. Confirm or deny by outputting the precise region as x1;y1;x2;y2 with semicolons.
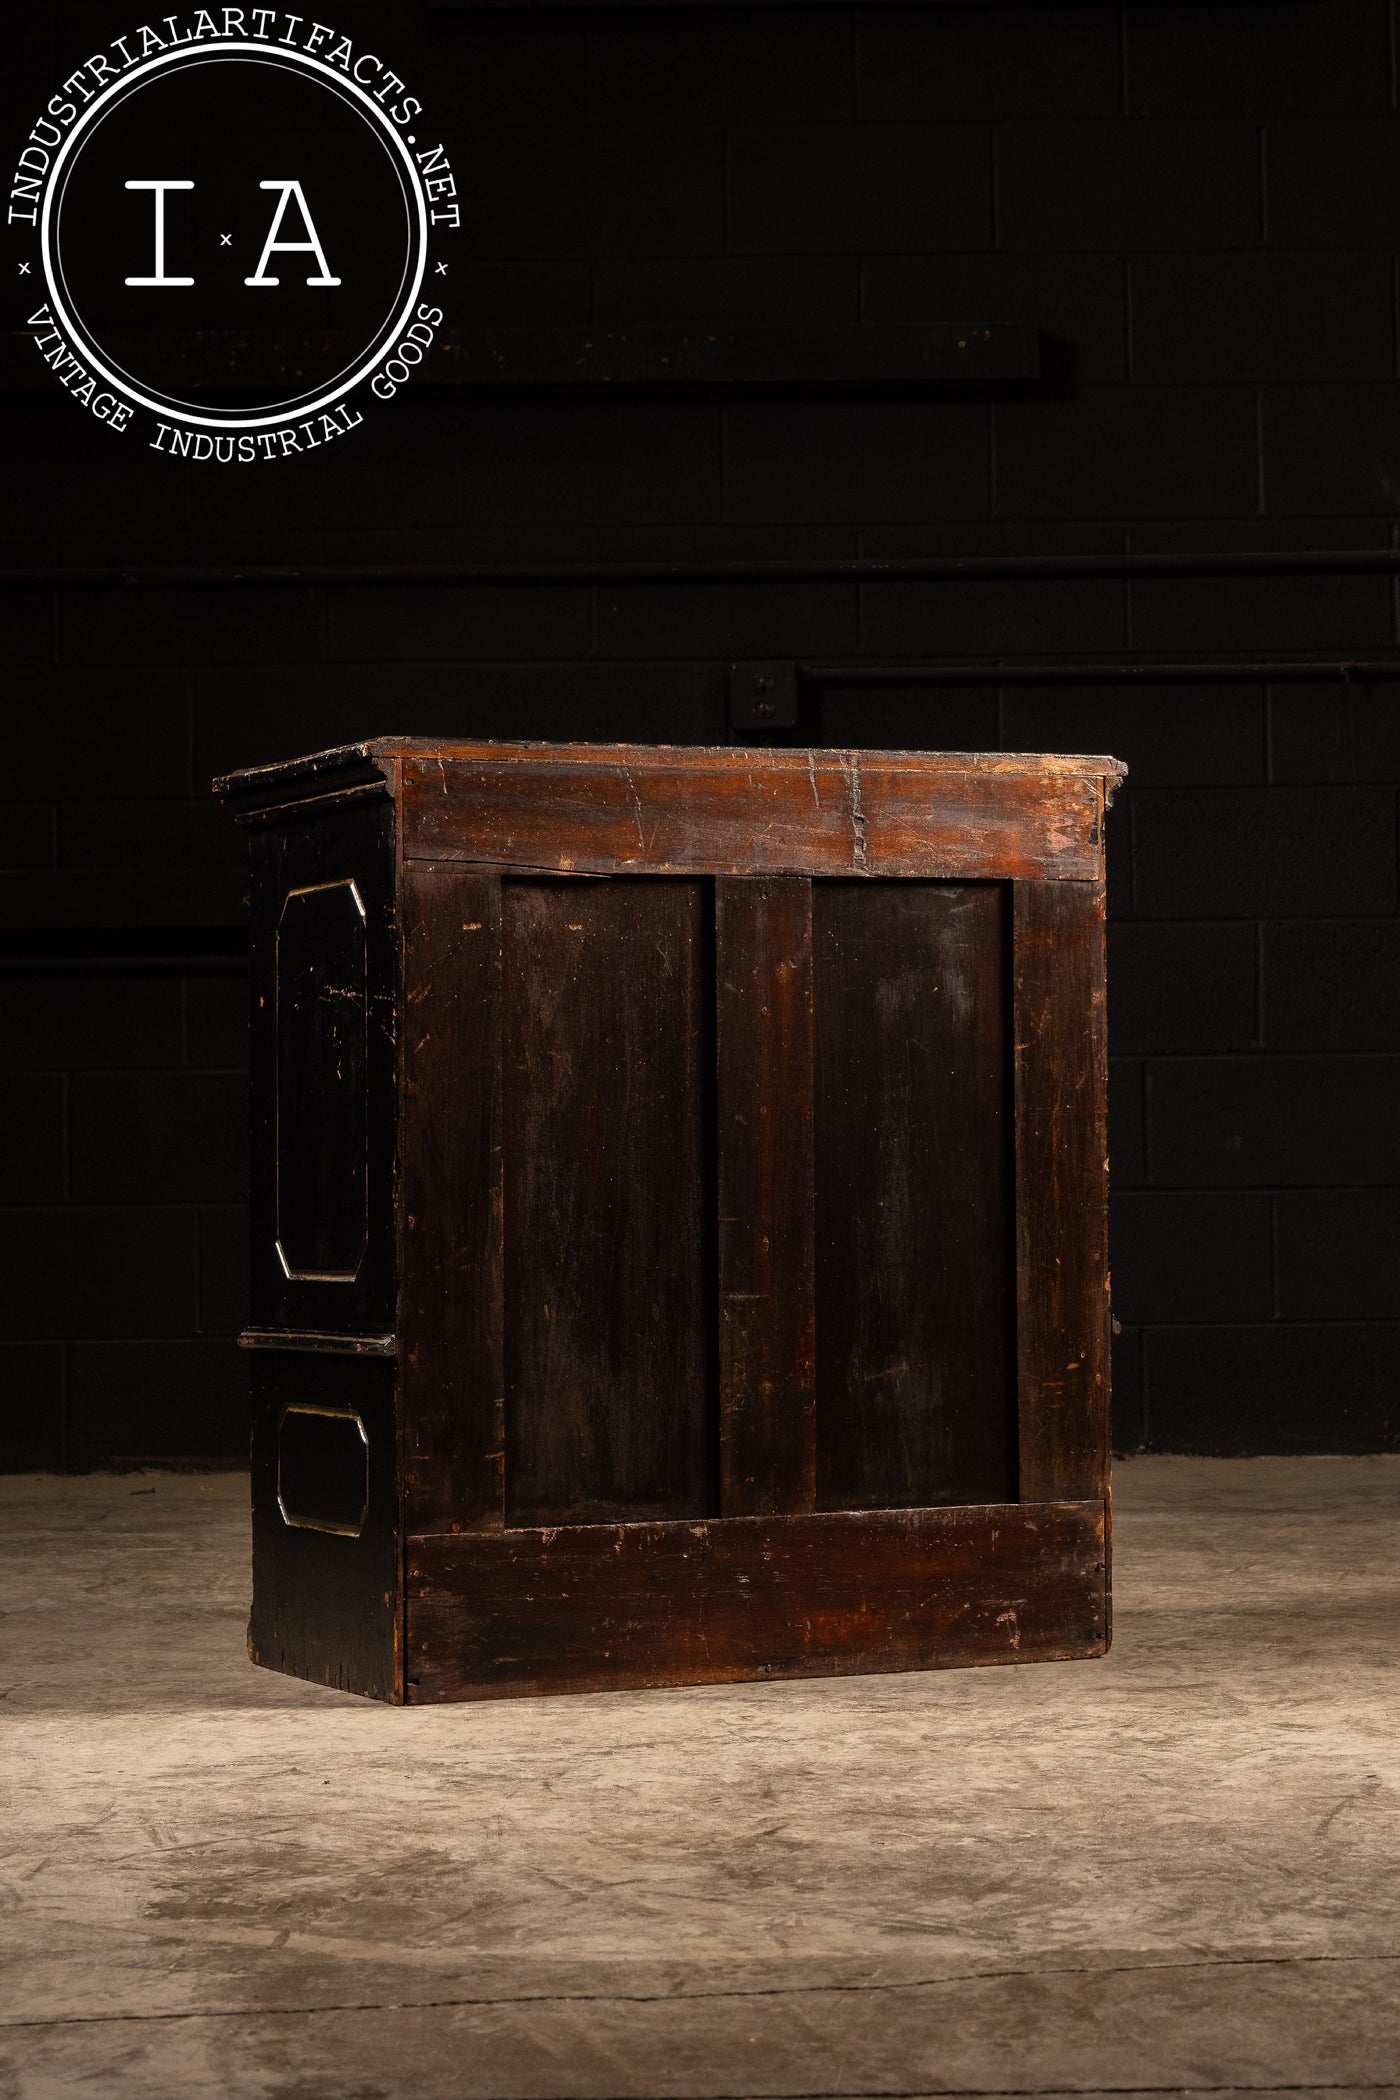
502;879;717;1526
813;882;1016;1512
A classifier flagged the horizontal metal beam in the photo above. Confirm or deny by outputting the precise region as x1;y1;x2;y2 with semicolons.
8;547;1400;589
801;658;1400;686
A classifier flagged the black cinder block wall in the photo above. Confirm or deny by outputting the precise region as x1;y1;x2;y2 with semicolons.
4;1;1398;1466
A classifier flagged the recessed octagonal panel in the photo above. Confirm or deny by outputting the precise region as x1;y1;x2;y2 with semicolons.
275;878;368;1283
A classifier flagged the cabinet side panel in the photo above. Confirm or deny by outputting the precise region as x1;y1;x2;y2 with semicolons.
1014;879;1112;1502
248;1351;400;1701
715;878;816;1517
814;882;1015;1511
247;797;396;1340
400;865;504;1534
502;879;717;1526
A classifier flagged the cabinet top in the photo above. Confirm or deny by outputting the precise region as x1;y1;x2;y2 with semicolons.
215;737;1126;804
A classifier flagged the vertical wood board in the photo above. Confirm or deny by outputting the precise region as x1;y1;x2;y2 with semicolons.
813;882;1016;1512
502;878;717;1525
399;864;505;1534
715;878;816;1517
1014;879;1112;1502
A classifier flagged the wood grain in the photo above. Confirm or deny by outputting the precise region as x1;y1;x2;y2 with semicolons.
1014;879;1112;1502
400;751;1105;882
502;879;718;1526
715;878;816;1517
399;864;504;1534
814;883;1017;1511
405;1499;1108;1701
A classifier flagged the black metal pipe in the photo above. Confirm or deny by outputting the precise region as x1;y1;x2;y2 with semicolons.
6;547;1400;588
800;658;1400;686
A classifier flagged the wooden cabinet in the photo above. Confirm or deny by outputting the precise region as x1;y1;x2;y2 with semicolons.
219;739;1124;1702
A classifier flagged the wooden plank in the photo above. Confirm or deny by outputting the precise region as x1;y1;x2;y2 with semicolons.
399;865;504;1534
502;879;717;1525
404;1500;1107;1701
400;752;1105;882
715;879;816;1517
814;883;1016;1512
1014;879;1112;1502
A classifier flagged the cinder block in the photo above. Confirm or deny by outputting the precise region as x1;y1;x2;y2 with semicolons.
863;254;1127;381
1270;685;1400;783
858;6;1123;118
322;584;594;666
1126;523;1394;653
0;805;56;871
59;800;241;870
1148;1055;1400;1186
1130;253;1394;383
1263;921;1400;1049
69;1073;247;1205
1109;1058;1148;1186
184;975;248;1072
859;523;1125;661
593;258;860;326
1002;686;1265;786
0;977;185;1071
0;1207;199;1340
998;121;1260;250
994;389;1259;517
450;262;591;327
1132;787;1396;918
1111;1190;1274;1321
1109;923;1258;1054
187;399;463;534
60;587;323;670
1276;1190;1400;1317
0;1345;65;1471
1262;387;1400;516
588;17;853;122
1265;116;1400;244
198;1205;249;1336
460;401;723;526
726;124;991;254
459;127;724;259
1145;1324;1398;1454
6;672;191;801
0;1075;64;1203
723;400;991;523
67;1340;248;1466
808;683;1000;753
1125;0;1391;117
1111;1326;1145;1453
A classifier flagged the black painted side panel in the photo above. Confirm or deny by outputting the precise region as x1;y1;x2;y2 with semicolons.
246;797;396;1340
248;1350;399;1701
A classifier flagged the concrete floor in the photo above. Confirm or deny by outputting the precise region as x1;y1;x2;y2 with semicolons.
0;1460;1396;2100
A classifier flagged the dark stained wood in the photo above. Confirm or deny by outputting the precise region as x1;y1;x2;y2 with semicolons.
814;883;1017;1511
247;1350;400;1702
245;794;397;1344
715;879;816;1517
405;1500;1107;1701
399;749;1107;883
501;879;718;1525
399;864;504;1534
1014;879;1112;1502
222;740;1122;1704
